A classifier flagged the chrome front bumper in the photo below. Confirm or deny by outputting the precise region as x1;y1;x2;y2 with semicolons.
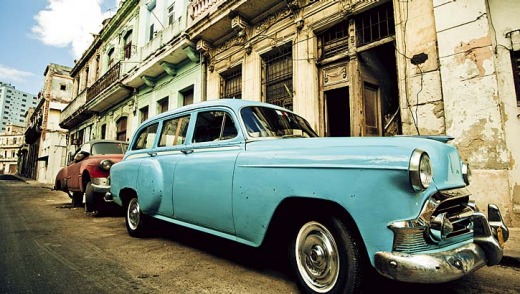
90;177;110;193
374;204;509;283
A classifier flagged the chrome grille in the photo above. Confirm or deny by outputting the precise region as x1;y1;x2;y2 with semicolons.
392;191;474;253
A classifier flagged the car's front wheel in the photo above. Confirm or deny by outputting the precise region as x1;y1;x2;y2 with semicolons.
85;182;102;215
126;197;148;237
289;216;363;294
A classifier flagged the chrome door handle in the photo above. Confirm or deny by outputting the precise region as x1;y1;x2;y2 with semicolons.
181;149;193;155
148;152;157;157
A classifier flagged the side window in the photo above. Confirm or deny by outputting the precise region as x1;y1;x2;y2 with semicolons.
158;115;190;147
192;111;238;143
131;123;158;150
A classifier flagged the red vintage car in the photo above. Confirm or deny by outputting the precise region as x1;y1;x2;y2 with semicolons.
55;140;128;214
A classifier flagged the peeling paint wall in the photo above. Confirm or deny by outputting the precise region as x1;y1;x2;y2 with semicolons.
430;0;519;226
393;0;445;136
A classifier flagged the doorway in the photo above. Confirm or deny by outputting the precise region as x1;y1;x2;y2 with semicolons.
325;87;350;137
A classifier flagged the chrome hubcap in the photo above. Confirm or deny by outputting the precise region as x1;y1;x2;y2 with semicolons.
295;221;339;293
127;198;140;230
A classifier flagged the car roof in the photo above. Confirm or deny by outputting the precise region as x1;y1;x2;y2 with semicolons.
143;99;291;124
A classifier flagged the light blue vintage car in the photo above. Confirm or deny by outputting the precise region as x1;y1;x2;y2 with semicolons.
108;99;509;293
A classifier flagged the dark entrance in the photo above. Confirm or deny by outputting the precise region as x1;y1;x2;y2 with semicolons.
325;87;350;137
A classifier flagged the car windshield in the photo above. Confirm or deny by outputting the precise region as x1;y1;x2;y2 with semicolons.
91;142;128;155
241;106;318;138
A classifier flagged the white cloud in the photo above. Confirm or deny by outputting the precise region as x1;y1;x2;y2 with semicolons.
31;0;117;59
0;65;34;83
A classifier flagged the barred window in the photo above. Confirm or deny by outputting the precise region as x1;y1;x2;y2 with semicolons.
220;67;242;99
355;2;395;46
262;45;293;110
512;50;520;106
320;21;349;59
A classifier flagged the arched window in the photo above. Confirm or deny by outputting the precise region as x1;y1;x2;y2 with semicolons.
116;117;127;141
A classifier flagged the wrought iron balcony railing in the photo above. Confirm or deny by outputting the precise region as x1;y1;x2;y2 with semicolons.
87;62;121;102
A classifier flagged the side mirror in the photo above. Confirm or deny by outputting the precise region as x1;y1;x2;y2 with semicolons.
73;151;90;162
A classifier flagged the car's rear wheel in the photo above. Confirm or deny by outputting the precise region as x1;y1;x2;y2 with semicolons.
71;192;83;207
289;216;363;294
126;197;148;237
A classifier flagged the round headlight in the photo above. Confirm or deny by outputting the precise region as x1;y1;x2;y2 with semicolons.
462;162;471;185
99;160;113;171
409;149;433;191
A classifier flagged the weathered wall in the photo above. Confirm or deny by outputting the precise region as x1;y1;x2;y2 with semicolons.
487;0;520;226
433;0;513;224
393;0;445;136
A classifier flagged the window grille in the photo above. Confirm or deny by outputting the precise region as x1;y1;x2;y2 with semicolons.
512;50;520;106
262;45;293;110
355;2;395;46
320;22;349;59
221;67;242;99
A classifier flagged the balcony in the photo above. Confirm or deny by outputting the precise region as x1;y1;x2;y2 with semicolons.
86;62;132;112
59;89;93;129
186;0;281;44
124;19;197;89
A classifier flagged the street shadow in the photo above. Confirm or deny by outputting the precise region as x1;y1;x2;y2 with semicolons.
143;219;292;281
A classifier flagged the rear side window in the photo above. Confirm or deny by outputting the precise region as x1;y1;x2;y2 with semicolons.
192;111;238;143
158;115;190;147
131;123;158;150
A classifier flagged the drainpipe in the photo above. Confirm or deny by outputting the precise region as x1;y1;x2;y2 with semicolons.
201;52;207;101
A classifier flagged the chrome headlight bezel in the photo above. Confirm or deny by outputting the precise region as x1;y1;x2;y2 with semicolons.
409;149;433;191
99;159;113;171
462;162;471;185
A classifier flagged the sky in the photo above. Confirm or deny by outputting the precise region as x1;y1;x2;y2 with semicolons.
0;0;120;96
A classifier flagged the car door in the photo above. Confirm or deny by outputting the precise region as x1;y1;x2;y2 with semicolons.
172;109;243;235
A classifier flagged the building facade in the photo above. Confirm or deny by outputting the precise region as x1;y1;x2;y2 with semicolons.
56;0;520;226
0;82;38;131
0;124;24;174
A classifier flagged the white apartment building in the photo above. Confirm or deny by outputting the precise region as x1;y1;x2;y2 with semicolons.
0;82;39;131
0;124;24;174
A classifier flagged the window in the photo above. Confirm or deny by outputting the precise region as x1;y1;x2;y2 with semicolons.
193;111;238;143
22;99;27;102
220;67;242;99
158;97;169;114
158;115;190;147
355;2;395;46
168;3;175;26
116;117;127;141
108;48;115;69
320;21;349;59
512;50;520;106
262;44;293;110
140;106;149;123
149;23;155;41
100;124;106;139
60;84;67;91
124;30;133;59
182;89;194;106
23;94;27;97
91;142;127;155
132;123;158;150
